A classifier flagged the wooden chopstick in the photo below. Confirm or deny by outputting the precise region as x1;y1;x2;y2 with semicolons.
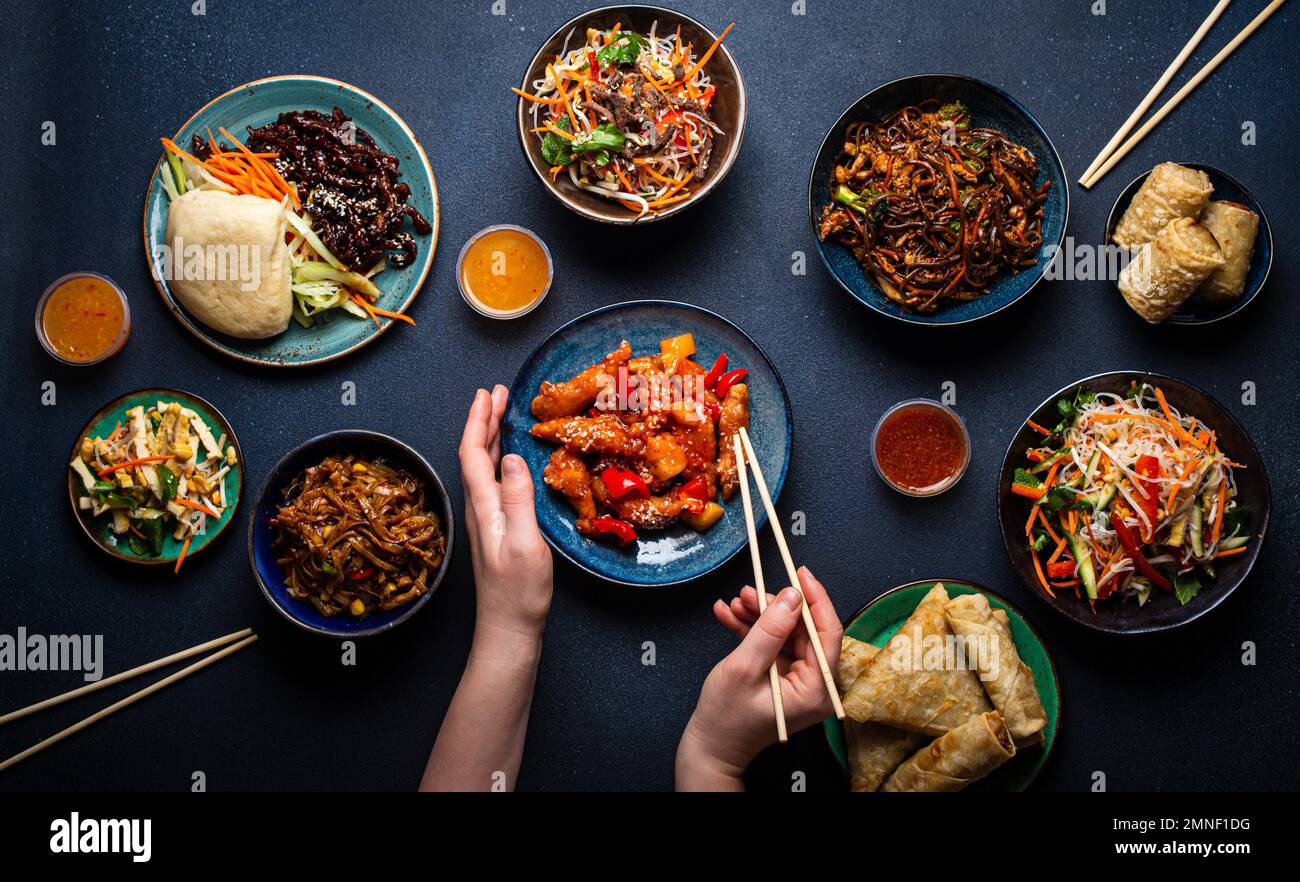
737;427;845;720
1082;0;1287;188
0;634;258;774
0;627;254;726
732;434;788;743
1077;0;1232;185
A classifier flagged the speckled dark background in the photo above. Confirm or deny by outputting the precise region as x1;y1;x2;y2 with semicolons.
2;0;1296;792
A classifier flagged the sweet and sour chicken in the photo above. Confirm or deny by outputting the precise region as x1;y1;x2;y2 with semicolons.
530;333;751;546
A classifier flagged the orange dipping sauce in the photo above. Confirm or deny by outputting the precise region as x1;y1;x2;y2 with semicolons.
872;401;970;496
458;226;552;318
38;274;130;364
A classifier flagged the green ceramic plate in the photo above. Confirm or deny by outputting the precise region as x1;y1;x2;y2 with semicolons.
824;580;1060;791
67;388;244;566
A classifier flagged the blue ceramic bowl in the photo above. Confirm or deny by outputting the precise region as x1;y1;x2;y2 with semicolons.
248;430;455;638
143;75;439;366
503;301;793;587
808;74;1068;326
1103;164;1272;325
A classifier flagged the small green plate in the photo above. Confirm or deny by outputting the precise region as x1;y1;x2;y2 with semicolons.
824;579;1061;791
67;388;244;566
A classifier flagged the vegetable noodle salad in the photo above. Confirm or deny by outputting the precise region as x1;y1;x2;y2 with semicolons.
514;21;734;217
69;400;238;572
1012;384;1250;608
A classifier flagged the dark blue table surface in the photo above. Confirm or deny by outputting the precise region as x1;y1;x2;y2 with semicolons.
2;0;1296;792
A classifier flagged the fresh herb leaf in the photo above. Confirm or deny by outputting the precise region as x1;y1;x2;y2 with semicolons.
540;117;573;166
573;122;625;154
937;101;967;120
104;492;139;511
158;467;179;506
1220;505;1249;537
596;33;646;68
321;562;337;577
127;518;165;558
1174;572;1202;606
1027;531;1049;552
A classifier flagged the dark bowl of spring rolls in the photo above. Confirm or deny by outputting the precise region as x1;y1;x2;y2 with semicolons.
1105;163;1272;325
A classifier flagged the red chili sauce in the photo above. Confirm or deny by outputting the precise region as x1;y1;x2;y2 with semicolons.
874;403;967;493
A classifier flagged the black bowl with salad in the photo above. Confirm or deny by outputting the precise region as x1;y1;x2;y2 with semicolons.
997;372;1269;635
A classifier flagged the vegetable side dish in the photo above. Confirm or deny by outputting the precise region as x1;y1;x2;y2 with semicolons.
818;100;1048;313
270;455;447;618
515;21;733;218
1013;384;1250;608
530;333;750;546
69;399;238;571
159;107;429;336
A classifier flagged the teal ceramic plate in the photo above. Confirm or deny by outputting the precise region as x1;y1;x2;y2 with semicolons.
67;388;244;566
824;579;1060;791
143;75;439;366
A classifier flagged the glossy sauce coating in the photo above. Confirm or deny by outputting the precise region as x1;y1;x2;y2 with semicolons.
874;403;967;492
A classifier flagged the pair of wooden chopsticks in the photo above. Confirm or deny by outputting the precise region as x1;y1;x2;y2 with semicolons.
732;427;844;743
1080;0;1287;188
0;628;257;773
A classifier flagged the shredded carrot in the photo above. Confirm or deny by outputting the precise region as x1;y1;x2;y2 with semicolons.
548;64;580;131
98;455;172;478
176;497;220;518
1046;538;1068;565
1209;476;1227;547
542;121;576;141
350;292;414;326
612;162;636;193
1031;550;1055;598
1166;457;1201;513
174;534;192;574
1215;546;1247;558
645;191;694;210
1025;418;1052;435
512;87;562;105
680;22;734;83
1154;386;1205;449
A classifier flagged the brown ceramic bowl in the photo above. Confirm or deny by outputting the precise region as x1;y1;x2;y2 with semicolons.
515;5;746;224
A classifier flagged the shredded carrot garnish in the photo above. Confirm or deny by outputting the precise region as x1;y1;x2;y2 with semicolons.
177;497;220;519
174;534;192;575
350;293;414;326
1154;386;1205;449
1046;538;1068;565
1209;476;1227;547
1215;546;1247;558
98;455;172;478
680;22;734;83
1025;418;1052;435
1031;550;1054;598
512;87;562;105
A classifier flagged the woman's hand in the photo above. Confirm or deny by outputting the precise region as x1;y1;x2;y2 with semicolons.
458;385;554;644
676;567;842;791
420;386;553;791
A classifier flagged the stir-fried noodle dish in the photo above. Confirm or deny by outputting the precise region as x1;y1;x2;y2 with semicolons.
818;100;1049;313
271;455;446;618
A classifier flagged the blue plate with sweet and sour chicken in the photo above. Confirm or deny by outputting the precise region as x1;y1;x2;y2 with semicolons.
503;300;792;587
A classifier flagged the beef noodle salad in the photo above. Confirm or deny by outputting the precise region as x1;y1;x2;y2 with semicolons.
514;21;734;218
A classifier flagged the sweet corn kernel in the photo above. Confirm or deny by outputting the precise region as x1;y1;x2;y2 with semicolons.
349;599;365;617
384;581;397;595
351;462;368;474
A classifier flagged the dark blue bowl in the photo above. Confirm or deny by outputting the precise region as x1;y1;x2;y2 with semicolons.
248;430;455;637
808;73;1068;326
503;301;793;587
1103;164;1273;325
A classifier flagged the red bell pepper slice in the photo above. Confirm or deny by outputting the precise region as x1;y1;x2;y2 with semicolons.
1132;455;1163;538
590;515;638;546
680;475;710;501
1111;517;1172;591
348;565;375;582
714;368;748;398
1046;560;1076;579
698;85;716;111
600;467;649;500
588;49;600;81
703;353;728;390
